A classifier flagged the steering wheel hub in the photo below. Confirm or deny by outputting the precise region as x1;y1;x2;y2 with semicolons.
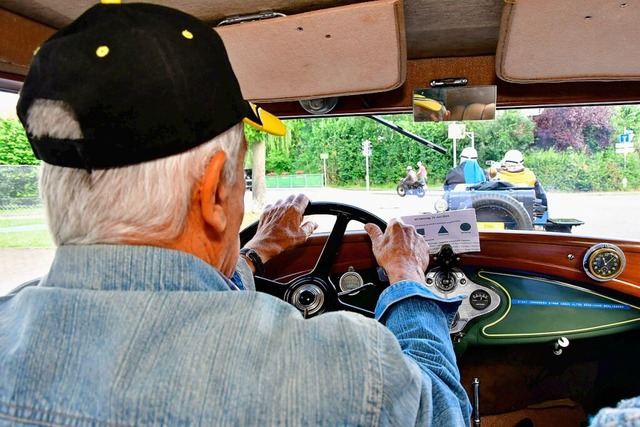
288;283;325;316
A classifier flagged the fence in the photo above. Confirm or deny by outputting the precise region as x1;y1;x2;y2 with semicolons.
0;165;42;212
0;166;325;213
265;173;324;188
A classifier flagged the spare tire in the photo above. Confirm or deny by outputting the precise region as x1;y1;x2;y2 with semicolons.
471;193;532;230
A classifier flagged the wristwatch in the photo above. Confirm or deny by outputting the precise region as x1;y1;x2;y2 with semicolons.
239;248;265;276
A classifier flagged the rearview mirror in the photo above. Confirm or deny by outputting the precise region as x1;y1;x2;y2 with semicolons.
413;85;496;122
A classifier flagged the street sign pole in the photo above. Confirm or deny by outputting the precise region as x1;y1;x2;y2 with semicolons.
320;152;328;186
362;140;371;192
323;158;327;186
448;123;467;167
616;131;635;187
365;154;370;191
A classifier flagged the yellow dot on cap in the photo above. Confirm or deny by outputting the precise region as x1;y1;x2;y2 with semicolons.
101;0;122;4
96;46;110;58
182;30;194;39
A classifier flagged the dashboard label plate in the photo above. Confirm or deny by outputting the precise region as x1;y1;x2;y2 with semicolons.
402;209;480;254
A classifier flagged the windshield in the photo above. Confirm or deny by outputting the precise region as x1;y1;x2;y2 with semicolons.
2;91;639;292
249;107;639;239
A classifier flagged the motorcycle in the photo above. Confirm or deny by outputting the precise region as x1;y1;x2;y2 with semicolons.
396;180;426;198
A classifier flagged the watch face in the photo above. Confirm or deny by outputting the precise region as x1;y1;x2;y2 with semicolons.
583;244;626;281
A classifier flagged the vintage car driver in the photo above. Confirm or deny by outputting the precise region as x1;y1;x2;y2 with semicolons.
0;2;472;426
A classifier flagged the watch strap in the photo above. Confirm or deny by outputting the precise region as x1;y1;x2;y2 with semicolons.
239;248;265;276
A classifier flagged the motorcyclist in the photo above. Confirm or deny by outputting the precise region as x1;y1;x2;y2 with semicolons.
496;149;548;207
443;147;487;190
402;165;420;186
417;161;427;187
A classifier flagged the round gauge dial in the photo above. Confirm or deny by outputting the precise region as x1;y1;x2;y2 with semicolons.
583;243;626;282
469;289;491;310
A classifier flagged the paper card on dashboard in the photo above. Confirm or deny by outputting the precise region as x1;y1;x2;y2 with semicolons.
401;209;480;254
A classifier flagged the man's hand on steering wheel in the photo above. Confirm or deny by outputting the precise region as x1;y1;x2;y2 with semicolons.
242;194;318;264
240;199;402;317
365;219;430;286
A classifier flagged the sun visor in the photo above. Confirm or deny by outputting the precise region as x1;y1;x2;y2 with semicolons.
216;0;406;102
496;0;640;83
0;8;54;76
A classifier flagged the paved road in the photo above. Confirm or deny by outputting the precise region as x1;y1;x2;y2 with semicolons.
2;188;639;295
253;188;640;240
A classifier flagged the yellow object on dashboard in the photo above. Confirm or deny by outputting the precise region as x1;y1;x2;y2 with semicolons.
477;222;505;230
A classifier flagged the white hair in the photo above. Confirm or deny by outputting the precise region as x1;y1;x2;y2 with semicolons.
29;100;243;245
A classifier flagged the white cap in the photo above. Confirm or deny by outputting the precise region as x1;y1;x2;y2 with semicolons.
503;149;524;165
460;147;478;160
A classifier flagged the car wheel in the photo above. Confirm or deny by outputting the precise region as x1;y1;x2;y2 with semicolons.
471;193;533;230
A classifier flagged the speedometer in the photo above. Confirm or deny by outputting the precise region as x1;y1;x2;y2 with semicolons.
583;243;626;282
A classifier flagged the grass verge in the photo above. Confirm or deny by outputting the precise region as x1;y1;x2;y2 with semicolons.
0;230;54;248
1;212;262;249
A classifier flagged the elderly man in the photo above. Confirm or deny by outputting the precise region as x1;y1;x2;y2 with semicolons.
0;2;471;425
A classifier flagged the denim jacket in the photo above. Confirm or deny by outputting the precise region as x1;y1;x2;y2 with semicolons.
589;396;640;426
0;244;471;426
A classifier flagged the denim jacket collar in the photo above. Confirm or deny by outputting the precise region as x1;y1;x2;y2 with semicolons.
39;244;232;292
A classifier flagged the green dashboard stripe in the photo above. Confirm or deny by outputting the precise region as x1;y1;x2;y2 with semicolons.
478;271;640;338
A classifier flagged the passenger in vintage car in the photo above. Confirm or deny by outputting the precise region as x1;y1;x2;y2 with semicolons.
443;147;488;190
494;149;548;207
0;2;472;425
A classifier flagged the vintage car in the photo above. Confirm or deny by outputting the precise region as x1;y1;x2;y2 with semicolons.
442;181;585;232
1;0;640;425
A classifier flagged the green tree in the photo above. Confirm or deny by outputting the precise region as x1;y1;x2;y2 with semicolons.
611;106;640;155
611;105;640;136
0;118;38;165
253;110;639;192
473;110;534;163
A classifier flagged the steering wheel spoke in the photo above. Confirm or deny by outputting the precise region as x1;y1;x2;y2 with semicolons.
253;275;290;300
310;213;350;277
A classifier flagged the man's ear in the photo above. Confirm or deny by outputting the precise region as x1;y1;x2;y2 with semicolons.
200;151;229;234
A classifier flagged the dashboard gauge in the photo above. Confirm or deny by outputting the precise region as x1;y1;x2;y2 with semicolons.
469;289;491;310
338;267;364;293
583;243;626;282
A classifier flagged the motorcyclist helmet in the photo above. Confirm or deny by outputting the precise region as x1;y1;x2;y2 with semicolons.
407;166;413;170
460;147;478;160
503;149;524;166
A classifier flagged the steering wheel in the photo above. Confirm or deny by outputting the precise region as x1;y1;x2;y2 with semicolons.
239;202;387;318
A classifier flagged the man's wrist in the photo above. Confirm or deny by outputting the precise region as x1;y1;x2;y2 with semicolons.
239;248;265;276
384;265;428;286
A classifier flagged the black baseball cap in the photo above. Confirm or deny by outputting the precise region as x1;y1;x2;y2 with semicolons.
17;1;286;171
